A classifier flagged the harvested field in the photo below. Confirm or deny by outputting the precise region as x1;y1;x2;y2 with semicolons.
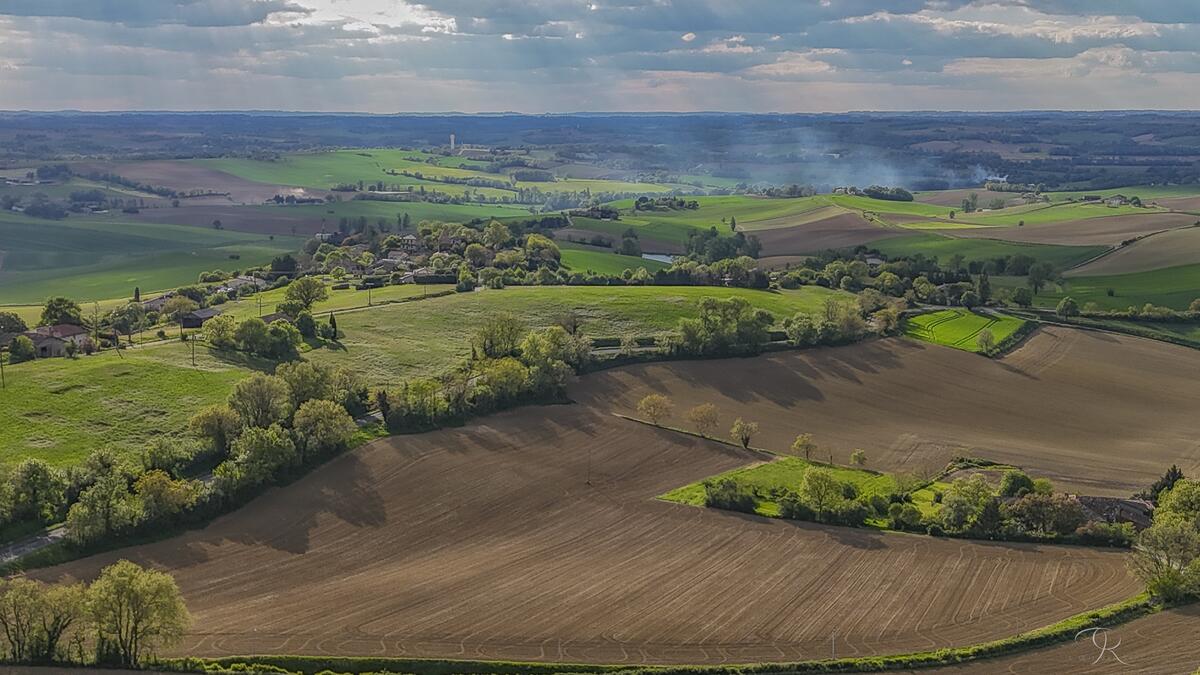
573;327;1200;495
918;605;1200;674
948;212;1198;246
71;160;319;204
752;212;900;255
1067;226;1200;276
34;404;1140;664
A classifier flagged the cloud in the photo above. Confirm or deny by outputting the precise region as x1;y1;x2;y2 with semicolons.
1;0;1200;111
0;0;307;27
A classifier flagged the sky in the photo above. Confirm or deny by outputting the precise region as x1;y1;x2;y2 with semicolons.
0;0;1198;112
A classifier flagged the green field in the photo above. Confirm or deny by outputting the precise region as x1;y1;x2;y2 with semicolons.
0;342;265;466
197;150;673;197
1044;185;1200;202
249;198;536;226
953;202;1158;227
660;456;899;518
868;233;1106;269
308;285;849;385
559;244;670;276
0;211;303;304
828;195;955;218
994;264;1200;311
903;309;1027;353
218;281;454;322
574;195;836;246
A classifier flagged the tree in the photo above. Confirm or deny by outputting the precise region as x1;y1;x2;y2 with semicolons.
8;335;36;363
270;253;297;272
637;394;673;425
1027;261;1055;295
1056;296;1080;319
1130;519;1200;601
34;582;86;662
0;311;27;334
295;311;317;339
161;296;198;338
223;424;297;487
850;449;867;466
791;433;815;460
234;317;269;354
729;418;758;449
284;277;328;310
1158;479;1200;522
201;314;238;350
1005;493;1085;535
686;403;719;438
482;220;512;248
87;560;190;666
998;469;1035;497
135;471;199;523
473;313;526;359
275;361;332;410
39;297;82;327
66;475;140;546
1012;287;1033;308
799;468;843;519
959;290;980;308
976;329;996;353
0;578;41;661
291;399;356;461
188;404;241;455
227;373;292;429
9;459;66;523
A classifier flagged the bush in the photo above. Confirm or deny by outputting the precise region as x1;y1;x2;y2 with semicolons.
703;478;757;514
779;492;815;521
999;469;1035;497
1075;521;1135;548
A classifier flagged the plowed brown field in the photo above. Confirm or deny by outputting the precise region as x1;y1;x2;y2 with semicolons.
34;401;1140;664
574;327;1200;495
915;605;1200;674
947;212;1198;246
753;212;899;255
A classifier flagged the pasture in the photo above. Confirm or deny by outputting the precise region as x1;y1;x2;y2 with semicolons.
35;403;1141;663
308;285;848;385
559;244;670;276
0;211;302;303
995;264;1200;310
572;327;1200;495
903;309;1027;353
0;341;262;466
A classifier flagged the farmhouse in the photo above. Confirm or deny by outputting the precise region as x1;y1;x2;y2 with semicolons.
217;275;268;295
33;324;91;348
259;312;293;325
181;308;222;329
395;234;421;252
142;292;176;313
22;332;67;358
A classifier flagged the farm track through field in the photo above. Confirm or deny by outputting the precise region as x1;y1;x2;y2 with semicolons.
31;395;1139;664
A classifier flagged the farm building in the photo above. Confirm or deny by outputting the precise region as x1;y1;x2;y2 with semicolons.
395;234;421;252
22;333;67;358
181;308;222;329
259;312;293;325
217;275;268;295
142;292;176;313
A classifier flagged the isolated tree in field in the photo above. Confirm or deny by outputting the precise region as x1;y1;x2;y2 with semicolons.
799;468;843;520
39;297;82;327
328;312;338;339
637;394;673;426
87;560;190;667
687;403;719;438
729;215;737;231
1027;261;1055;295
791;433;816;461
850;449;867;466
284;276;329;310
1056;296;1080;319
292;399;356;461
730;418;758;449
188;404;241;455
976;328;996;353
227;373;292;429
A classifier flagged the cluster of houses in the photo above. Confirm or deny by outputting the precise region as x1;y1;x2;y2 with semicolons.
2;323;92;358
1081;193;1140;207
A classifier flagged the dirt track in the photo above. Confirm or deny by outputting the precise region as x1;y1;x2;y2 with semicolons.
573;328;1200;495
34;400;1139;664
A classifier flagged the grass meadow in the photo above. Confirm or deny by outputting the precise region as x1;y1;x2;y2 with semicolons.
0;211;302;304
559;244;670;276
903;309;1027;353
868;233;1106;269
993;264;1200;311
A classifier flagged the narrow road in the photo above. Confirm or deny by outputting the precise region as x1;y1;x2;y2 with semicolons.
0;526;66;566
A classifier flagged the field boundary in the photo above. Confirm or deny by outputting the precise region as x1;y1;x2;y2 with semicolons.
149;595;1163;674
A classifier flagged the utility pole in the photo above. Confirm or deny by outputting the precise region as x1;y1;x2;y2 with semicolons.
257;295;262;317
189;334;196;366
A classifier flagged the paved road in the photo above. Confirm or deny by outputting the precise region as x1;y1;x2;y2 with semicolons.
0;526;66;565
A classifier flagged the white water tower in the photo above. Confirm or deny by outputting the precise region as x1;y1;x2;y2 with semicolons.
450;133;456;151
